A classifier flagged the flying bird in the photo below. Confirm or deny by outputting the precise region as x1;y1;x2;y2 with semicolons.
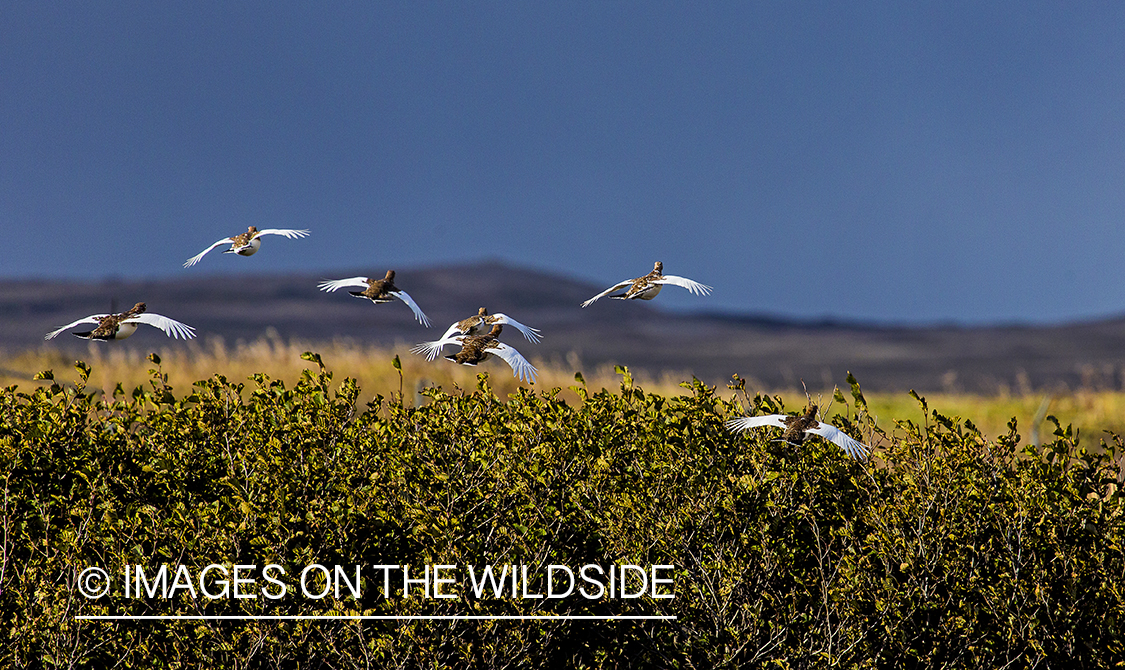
318;270;431;326
725;405;870;459
415;324;538;384
411;307;541;361
183;226;310;267
44;303;196;341
581;261;712;308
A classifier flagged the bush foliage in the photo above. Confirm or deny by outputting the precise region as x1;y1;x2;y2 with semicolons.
2;357;1124;668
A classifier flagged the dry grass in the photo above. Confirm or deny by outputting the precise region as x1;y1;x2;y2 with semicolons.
4;335;1124;442
752;389;1125;446
0;333;689;407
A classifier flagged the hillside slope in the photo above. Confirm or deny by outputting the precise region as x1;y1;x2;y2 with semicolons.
3;262;1125;393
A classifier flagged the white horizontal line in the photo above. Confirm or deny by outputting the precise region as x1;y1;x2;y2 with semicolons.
77;615;676;621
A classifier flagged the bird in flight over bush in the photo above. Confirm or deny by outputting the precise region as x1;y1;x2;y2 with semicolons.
581;261;712;307
725;405;870;459
411;307;541;361
416;324;538;384
45;302;196;341
183;226;310;267
318;270;431;327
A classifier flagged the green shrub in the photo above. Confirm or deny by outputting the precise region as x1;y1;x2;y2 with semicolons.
1;359;1122;668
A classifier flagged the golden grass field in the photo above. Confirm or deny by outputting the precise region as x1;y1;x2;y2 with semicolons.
4;334;1125;443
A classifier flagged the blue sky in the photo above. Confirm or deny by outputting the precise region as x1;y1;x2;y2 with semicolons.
3;2;1124;323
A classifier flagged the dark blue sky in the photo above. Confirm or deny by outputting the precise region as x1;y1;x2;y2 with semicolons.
3;2;1124;323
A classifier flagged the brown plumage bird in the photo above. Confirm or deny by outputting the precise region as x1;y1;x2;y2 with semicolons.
581;261;712;307
183;225;310;267
45;302;196;341
318;270;431;326
411;307;542;361
414;324;538;384
725;404;870;459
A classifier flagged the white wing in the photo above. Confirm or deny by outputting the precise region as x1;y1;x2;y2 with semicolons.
486;342;538;384
437;321;472;340
806;423;870;459
391;290;431;327
654;275;713;296
411;338;453;361
183;238;235;268
318;277;370;292
125;313;197;340
44;315;105;340
413;318;488;359
724;414;788;432
581;280;634;308
491;314;542;343
252;228;311;240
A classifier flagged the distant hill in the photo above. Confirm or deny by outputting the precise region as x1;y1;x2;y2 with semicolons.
4;261;1125;393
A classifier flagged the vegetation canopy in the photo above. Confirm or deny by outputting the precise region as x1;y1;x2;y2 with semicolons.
2;356;1123;668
